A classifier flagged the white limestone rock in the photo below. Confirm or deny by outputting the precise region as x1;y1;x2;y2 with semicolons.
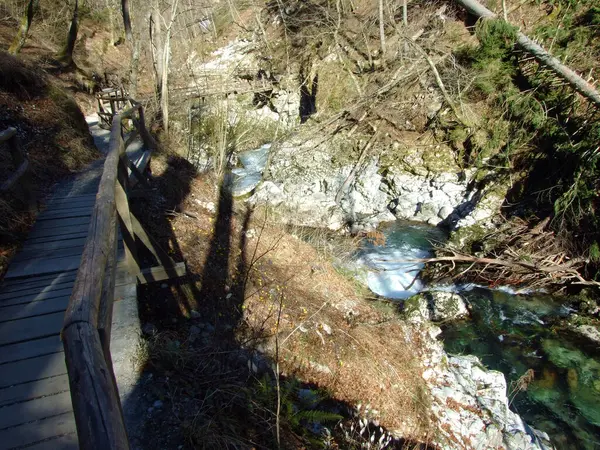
405;309;554;450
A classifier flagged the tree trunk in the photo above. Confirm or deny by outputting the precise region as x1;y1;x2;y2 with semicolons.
57;0;79;65
8;0;39;55
129;39;141;98
454;0;600;108
378;0;386;55
161;34;171;134
402;0;407;26
121;0;133;42
150;6;164;107
106;0;116;45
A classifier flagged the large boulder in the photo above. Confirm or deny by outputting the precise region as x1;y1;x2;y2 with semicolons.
405;305;553;450
404;291;469;323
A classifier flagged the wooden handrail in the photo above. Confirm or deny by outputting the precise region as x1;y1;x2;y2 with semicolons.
62;102;145;450
63;97;184;448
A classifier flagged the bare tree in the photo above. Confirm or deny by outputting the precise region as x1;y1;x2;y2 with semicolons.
121;0;133;42
120;0;139;96
105;0;116;44
8;0;39;55
378;0;386;55
149;0;180;133
57;0;79;65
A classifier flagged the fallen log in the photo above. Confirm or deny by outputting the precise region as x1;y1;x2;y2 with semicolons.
453;0;600;108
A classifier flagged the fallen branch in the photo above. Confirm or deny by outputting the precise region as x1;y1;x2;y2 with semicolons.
453;0;600;108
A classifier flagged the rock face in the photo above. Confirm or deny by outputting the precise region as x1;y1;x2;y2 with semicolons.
249;134;394;230
405;303;553;450
405;291;470;322
248;132;492;231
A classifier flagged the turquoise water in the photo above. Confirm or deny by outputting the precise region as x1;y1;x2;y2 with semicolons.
358;221;600;449
355;221;446;299
441;288;600;449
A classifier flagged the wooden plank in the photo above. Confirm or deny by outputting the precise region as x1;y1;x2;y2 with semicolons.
4;255;83;279
45;198;96;211
0;312;64;346
0;414;77;450
0;280;73;300
0;353;67;388
25;430;79;450
11;244;83;263
0;292;70;308
14;238;87;255
0;336;62;364
137;262;186;284
0;374;70;407
0;271;77;293
0;296;70;323
47;194;96;206
30;216;90;232
25;231;89;246
48;193;98;201
27;222;90;240
0;390;73;430
0;279;73;299
36;206;93;221
42;200;95;213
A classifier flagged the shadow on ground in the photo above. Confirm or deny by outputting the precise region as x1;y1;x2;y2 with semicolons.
121;155;428;449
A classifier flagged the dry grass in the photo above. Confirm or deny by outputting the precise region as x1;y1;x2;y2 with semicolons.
133;152;433;448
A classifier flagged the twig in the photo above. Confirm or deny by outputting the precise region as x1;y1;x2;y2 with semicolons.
280;302;328;348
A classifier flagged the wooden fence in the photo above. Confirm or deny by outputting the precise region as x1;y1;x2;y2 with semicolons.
97;88;132;129
0;127;35;210
61;100;184;449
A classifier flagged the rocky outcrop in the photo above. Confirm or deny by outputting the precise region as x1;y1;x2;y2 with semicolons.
405;302;553;450
248;134;394;230
405;291;470;322
248;131;493;231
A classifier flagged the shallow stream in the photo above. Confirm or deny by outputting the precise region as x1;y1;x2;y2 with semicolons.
357;221;600;449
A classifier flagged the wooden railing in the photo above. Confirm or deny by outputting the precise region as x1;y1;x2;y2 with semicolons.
97;88;132;129
61;103;143;450
0;127;35;210
62;99;186;449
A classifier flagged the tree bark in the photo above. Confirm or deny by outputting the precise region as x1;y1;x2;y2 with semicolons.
129;39;141;98
378;0;386;55
149;6;164;108
121;0;133;42
8;0;39;55
57;0;79;65
454;0;600;108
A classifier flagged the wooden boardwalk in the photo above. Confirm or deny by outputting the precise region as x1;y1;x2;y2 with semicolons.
0;117;139;449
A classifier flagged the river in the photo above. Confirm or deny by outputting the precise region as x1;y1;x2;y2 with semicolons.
357;220;600;449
